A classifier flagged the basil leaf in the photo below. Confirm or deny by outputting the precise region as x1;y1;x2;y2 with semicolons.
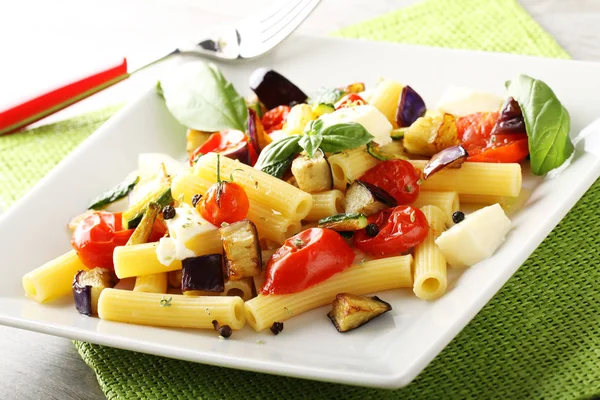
507;74;573;175
159;61;248;132
299;133;323;158
318;123;374;153
308;87;344;105
255;135;302;169
261;156;295;179
88;174;140;210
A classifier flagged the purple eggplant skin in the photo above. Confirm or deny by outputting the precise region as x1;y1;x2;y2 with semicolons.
249;68;308;109
396;86;427;128
221;140;251;166
182;254;225;293
73;271;92;316
423;145;469;179
356;180;398;207
491;97;526;135
246;108;262;156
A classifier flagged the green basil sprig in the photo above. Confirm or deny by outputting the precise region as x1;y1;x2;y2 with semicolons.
507;74;573;175
158;61;248;132
255;120;374;176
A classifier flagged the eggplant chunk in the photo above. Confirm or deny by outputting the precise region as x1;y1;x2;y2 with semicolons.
327;293;392;333
73;268;117;316
182;254;225;294
291;151;333;193
220;220;262;280
403;113;459;157
344;180;397;216
423;145;468;179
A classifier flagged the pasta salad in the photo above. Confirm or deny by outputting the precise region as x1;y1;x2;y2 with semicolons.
22;61;573;336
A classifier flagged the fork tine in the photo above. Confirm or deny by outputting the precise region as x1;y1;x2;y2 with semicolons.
260;0;318;44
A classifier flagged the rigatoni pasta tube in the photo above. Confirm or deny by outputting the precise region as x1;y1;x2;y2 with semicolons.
98;289;245;329
22;250;88;303
413;206;447;300
369;79;404;127
134;273;168;294
114;243;182;279
244;255;413;331
194;153;312;220
304;190;344;221
411;191;459;226
172;171;300;244
327;146;379;190
409;160;522;197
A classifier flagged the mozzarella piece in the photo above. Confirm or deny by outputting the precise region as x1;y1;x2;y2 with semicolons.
163;204;218;260
435;204;511;268
138;153;183;180
436;86;504;116
318;105;393;146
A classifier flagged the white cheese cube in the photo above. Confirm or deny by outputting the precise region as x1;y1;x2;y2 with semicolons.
436;86;504;116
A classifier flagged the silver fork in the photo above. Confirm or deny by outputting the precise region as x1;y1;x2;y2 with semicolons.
1;0;321;135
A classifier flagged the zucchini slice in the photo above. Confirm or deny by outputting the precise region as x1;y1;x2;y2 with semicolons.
311;103;335;117
318;212;368;231
327;293;392;333
366;141;406;161
220;220;262;280
126;202;161;245
390;127;408;140
344;180;397;216
122;185;172;229
87;174;140;210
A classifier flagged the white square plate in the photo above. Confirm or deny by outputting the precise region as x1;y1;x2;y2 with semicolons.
1;36;600;389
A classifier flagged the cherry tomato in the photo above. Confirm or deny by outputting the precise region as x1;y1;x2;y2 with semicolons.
261;228;355;295
354;206;428;257
360;159;420;204
198;181;249;226
71;212;166;269
335;93;366;109
261;105;290;134
457;112;499;150
189;130;258;166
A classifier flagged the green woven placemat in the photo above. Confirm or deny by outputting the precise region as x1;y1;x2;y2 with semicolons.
2;0;598;399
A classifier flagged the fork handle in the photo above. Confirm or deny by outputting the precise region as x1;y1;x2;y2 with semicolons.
0;58;129;135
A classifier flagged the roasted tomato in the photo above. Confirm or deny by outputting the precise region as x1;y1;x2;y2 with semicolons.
189;130;258;166
335;93;366;109
359;159;421;204
261;228;355;295
457;112;529;163
354;206;428;257
261;105;291;134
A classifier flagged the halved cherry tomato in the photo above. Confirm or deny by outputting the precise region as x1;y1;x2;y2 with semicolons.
457;112;529;163
189;130;258;166
71;212;165;269
198;181;249;227
360;159;420;204
335;93;366;109
261;228;355;295
354;206;428;257
261;105;290;134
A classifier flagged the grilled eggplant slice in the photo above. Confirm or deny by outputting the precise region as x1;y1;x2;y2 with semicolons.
182;254;225;294
318;213;368;231
327;293;392;333
249;68;308;109
220;220;262;280
423;145;469;179
403;113;459;156
344;180;397;216
73;268;117;316
291;150;333;193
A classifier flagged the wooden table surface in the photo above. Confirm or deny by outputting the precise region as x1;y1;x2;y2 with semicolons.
1;0;598;399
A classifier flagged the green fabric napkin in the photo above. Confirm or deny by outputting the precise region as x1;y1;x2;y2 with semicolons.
1;0;598;399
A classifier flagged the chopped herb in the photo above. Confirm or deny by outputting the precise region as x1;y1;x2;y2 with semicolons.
205;308;211;315
221;222;230;228
181;223;192;228
229;168;244;182
256;340;265;345
162;205;176;220
405;184;413;193
410;211;416;223
490;135;497;143
159;296;173;307
417;178;425;185
284;307;293;315
292;238;305;248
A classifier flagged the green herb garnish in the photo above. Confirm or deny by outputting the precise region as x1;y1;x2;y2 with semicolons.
160;296;173;307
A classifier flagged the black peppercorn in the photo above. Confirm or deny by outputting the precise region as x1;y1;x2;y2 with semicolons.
366;223;379;237
191;194;202;207
162;205;176;219
338;231;355;240
452;211;465;224
270;321;284;335
219;325;233;338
